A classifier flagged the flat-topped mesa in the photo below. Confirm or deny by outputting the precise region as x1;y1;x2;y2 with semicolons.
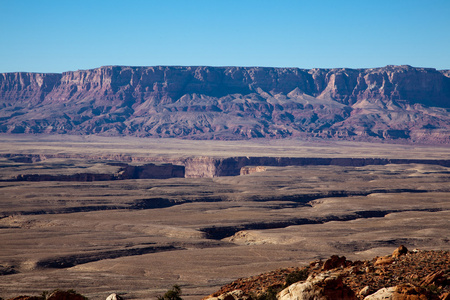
3;65;449;105
1;65;449;142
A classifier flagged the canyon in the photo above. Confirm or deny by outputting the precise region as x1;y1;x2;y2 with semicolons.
1;65;449;143
3;152;450;180
2;161;185;182
1;64;450;299
0;136;449;299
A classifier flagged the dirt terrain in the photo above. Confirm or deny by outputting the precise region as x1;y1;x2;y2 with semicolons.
0;136;449;299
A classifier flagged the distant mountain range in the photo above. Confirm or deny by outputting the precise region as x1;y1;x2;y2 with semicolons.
1;65;449;143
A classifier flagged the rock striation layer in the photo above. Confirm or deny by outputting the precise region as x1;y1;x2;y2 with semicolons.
1;65;450;143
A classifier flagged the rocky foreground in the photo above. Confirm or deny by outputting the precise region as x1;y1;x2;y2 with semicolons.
205;246;450;300
4;247;448;300
1;65;450;143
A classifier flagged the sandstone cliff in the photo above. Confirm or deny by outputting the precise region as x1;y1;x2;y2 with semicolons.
1;65;449;143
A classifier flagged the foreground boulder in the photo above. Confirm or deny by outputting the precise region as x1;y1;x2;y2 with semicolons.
363;284;439;300
105;294;124;300
278;272;356;300
392;245;408;258
321;255;350;270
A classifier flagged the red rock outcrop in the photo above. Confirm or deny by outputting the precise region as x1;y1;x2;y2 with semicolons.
392;245;408;258
1;65;449;143
205;248;450;300
322;255;351;270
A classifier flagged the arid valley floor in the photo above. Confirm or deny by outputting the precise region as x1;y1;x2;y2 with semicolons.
0;135;449;299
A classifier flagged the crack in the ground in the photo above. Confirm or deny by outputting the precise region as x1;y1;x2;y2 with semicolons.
330;237;450;253
249;189;431;205
199;208;445;240
35;245;183;269
1;188;446;218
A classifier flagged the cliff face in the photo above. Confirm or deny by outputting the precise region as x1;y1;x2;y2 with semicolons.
8;162;185;182
1;65;449;142
184;156;450;177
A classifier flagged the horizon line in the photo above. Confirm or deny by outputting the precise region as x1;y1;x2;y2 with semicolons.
1;64;449;75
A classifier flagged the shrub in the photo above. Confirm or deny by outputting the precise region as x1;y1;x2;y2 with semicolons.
255;286;279;300
284;269;308;287
157;285;182;300
253;269;309;300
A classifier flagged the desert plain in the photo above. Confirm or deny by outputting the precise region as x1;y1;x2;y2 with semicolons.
0;135;449;299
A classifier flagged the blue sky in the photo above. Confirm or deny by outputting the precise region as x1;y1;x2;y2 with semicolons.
1;0;449;73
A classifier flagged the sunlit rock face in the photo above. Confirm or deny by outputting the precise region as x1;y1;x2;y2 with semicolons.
1;65;449;143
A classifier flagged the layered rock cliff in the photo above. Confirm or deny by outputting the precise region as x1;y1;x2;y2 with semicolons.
1;65;449;143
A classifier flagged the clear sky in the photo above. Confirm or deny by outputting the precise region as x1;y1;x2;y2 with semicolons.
1;0;449;73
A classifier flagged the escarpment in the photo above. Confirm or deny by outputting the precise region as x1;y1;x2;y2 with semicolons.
1;65;450;142
4;162;185;182
3;153;450;179
184;156;450;177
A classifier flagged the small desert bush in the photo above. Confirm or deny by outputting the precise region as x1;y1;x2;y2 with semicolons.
157;285;182;300
284;269;309;287
255;286;279;300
